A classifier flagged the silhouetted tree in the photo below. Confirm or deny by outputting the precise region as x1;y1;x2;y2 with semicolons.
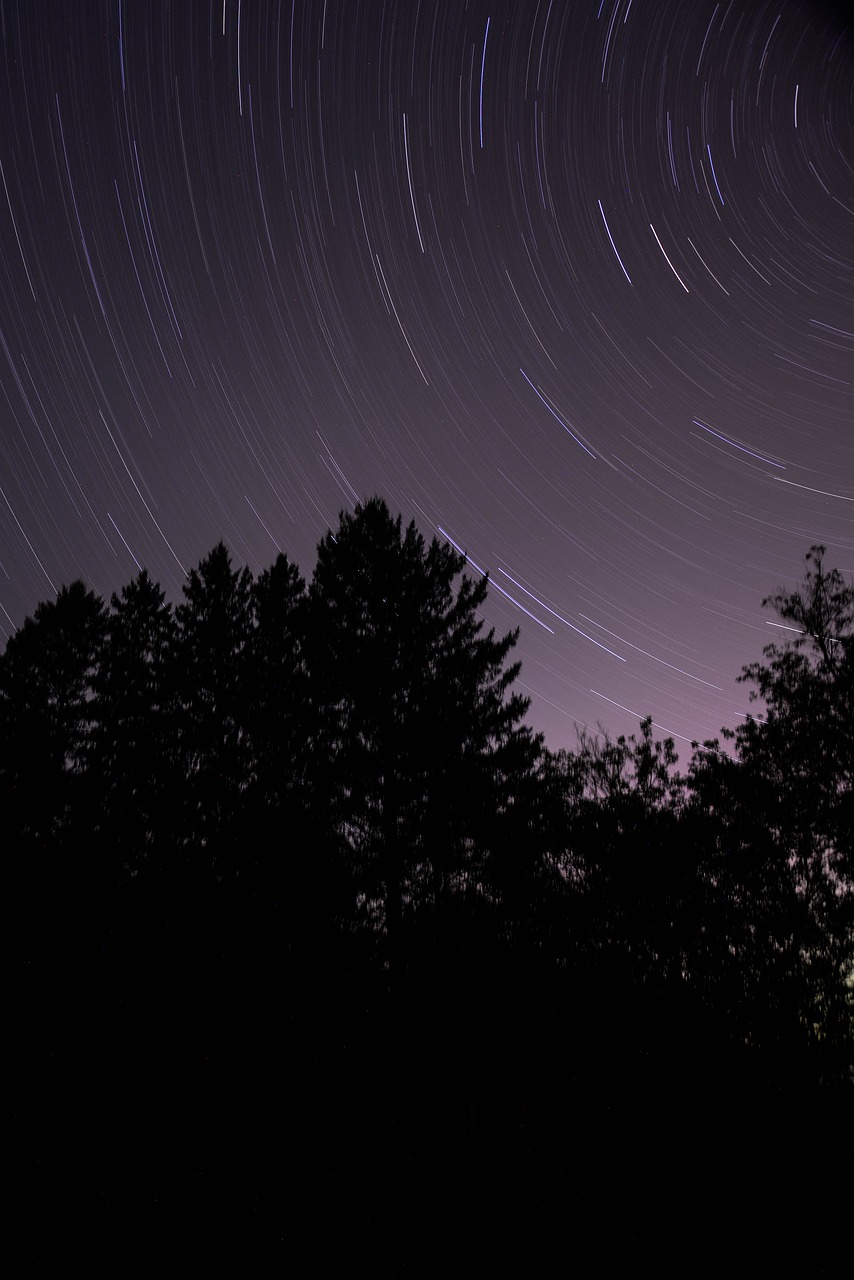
689;545;853;1066
8;519;850;1224
738;547;852;1055
736;545;852;897
173;542;254;880
91;570;178;884
306;497;541;991
248;554;309;805
243;552;319;922
0;580;106;880
685;742;811;1061
543;719;705;1062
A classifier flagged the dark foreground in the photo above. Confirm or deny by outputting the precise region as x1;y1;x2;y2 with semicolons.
13;886;851;1272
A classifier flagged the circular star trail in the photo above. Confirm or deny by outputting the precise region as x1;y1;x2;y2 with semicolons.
0;0;851;752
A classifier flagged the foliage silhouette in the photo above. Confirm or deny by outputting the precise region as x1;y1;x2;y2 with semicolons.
1;579;106;879
692;544;853;1062
305;497;542;1012
7;521;852;1266
173;541;255;879
91;569;178;884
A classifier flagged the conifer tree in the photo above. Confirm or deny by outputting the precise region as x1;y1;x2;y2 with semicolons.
243;552;316;911
306;497;541;984
174;542;254;877
0;580;105;876
91;570;177;882
248;552;309;815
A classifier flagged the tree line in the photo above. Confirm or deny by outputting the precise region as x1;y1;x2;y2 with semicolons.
6;499;852;1258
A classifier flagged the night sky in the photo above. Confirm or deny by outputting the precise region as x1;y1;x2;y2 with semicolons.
0;0;851;755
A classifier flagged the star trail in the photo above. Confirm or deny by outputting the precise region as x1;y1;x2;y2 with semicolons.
0;0;851;752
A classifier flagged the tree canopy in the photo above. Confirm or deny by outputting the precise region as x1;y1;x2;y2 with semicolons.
306;498;541;974
6;520;852;1266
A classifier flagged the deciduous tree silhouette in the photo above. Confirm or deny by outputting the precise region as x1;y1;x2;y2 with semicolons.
735;546;852;1056
737;545;852;885
690;545;853;1065
543;719;703;1066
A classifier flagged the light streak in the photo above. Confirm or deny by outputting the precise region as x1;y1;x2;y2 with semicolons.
649;223;689;292
694;420;785;468
479;17;490;148
498;568;626;659
520;369;597;458
597;199;632;284
438;529;554;633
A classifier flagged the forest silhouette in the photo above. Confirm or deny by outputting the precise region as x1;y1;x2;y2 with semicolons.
7;499;852;1265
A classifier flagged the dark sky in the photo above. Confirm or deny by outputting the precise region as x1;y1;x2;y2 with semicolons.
0;0;851;755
